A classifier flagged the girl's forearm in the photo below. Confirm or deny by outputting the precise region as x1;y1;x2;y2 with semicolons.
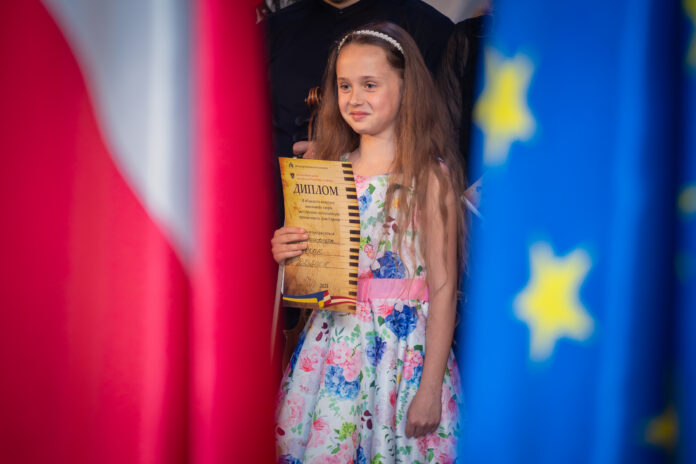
419;283;457;393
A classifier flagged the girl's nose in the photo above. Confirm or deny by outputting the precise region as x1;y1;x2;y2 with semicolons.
349;89;363;105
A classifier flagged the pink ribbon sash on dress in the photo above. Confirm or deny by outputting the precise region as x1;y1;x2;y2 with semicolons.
357;278;429;302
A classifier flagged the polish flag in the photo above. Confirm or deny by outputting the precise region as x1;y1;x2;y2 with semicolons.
0;1;278;463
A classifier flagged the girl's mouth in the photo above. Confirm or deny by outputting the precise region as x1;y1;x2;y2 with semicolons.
350;112;369;121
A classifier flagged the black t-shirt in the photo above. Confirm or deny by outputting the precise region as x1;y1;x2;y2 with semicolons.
264;0;454;158
437;15;488;174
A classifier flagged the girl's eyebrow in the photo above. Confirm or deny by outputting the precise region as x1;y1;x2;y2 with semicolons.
337;75;380;80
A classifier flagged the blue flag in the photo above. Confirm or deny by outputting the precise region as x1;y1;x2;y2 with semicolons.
677;2;696;462
460;1;688;462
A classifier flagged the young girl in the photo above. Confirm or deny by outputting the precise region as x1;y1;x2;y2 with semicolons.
272;22;465;464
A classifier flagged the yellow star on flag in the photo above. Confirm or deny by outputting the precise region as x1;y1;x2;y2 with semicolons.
645;405;679;451
678;183;696;216
677;184;696;283
685;0;696;68
474;48;536;165
514;243;594;361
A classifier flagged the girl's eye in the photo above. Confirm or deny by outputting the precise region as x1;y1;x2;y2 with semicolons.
365;82;377;89
338;83;350;91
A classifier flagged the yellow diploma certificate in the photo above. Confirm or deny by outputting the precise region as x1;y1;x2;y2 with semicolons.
279;158;359;313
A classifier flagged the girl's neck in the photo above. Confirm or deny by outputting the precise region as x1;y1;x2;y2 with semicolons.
350;134;396;177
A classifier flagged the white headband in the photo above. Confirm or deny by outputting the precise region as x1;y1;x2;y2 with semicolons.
337;30;404;56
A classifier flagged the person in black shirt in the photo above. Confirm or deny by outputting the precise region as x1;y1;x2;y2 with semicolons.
438;14;488;176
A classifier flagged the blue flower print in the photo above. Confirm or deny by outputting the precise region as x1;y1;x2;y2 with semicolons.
289;330;306;372
324;365;360;400
278;455;302;464
339;378;360;399
407;365;423;385
358;190;372;215
385;304;417;340
356;445;367;464
366;334;386;367
372;251;406;279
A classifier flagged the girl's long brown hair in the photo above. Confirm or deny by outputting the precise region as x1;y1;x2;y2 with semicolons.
314;22;466;276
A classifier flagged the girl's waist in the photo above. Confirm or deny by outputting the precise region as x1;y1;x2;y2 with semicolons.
357;277;429;302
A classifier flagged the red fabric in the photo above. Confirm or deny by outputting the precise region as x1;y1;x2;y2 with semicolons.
0;2;189;463
191;1;279;462
0;0;278;462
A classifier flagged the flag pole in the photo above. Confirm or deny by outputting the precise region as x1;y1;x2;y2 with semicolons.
270;263;284;359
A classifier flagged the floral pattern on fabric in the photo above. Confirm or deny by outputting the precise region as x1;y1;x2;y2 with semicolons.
385;304;418;340
371;251;407;279
276;158;461;464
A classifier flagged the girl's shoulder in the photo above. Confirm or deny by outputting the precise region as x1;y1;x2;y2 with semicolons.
415;160;456;204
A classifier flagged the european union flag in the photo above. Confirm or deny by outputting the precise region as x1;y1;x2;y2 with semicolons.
459;1;692;462
677;2;696;463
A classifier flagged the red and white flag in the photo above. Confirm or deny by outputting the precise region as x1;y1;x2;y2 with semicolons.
0;1;278;462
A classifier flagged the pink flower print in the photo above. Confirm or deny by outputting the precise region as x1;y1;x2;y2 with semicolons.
342;351;362;382
389;390;397;407
285;392;305;427
449;357;462;392
326;342;351;366
433;436;458;464
428;435;457;464
355;302;372;322
380;349;396;371
358;269;373;279
417;434;444;457
315;455;345;464
308;417;330;446
403;348;423;381
364;243;376;259
299;353;316;372
333;442;355;464
314;445;354;464
374;303;394;318
354;175;369;194
299;345;325;372
312;417;329;432
326;342;361;381
417;436;428;456
443;391;458;422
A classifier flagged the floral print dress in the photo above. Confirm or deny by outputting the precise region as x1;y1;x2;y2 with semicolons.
276;162;461;464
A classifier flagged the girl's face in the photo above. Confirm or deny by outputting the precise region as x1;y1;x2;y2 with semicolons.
336;43;403;140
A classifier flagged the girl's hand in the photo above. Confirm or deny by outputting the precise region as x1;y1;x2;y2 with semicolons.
271;226;309;264
405;386;442;438
292;141;317;159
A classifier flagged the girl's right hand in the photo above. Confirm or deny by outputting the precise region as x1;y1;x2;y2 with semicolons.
271;226;309;264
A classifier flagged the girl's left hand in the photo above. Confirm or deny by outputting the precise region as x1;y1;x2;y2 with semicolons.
404;387;442;438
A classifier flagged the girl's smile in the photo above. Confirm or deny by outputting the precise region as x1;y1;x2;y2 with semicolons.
349;111;369;121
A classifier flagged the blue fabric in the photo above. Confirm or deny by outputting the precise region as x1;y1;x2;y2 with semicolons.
677;5;696;462
460;1;689;462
